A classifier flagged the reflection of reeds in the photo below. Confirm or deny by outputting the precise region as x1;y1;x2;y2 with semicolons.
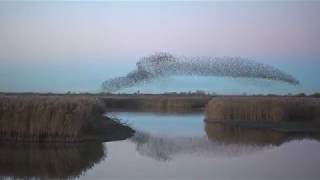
205;122;288;145
0;142;105;179
205;97;320;122
0;95;107;141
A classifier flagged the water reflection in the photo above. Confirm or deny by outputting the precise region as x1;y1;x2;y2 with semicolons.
2;112;320;179
130;130;266;161
0;142;106;179
205;122;288;145
205;122;320;145
130;122;320;161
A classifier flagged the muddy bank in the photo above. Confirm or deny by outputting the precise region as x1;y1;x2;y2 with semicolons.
0;95;134;142
205;97;320;132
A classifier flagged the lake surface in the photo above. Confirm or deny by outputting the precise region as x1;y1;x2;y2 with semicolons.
1;112;320;179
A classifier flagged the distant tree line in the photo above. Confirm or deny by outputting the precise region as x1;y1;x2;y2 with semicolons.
1;91;320;98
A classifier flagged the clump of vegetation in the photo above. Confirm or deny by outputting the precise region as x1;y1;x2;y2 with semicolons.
205;97;320;122
0;95;133;142
102;96;211;112
310;93;320;98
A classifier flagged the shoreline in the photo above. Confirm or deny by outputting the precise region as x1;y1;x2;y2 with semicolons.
1;94;320;142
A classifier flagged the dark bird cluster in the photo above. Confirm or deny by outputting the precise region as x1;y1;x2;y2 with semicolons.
102;52;299;92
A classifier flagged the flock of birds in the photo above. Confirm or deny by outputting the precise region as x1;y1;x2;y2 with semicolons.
102;52;299;92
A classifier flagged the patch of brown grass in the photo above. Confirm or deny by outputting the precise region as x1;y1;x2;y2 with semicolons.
102;96;211;112
0;95;106;141
205;97;320;122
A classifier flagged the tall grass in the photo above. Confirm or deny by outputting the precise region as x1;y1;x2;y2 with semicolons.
205;97;320;122
102;96;211;112
0;95;106;141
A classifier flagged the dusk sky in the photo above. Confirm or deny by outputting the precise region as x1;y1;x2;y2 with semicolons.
0;1;319;94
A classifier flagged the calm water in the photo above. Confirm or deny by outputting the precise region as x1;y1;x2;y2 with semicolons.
1;112;320;179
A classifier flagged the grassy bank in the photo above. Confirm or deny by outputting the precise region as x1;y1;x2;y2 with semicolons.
205;97;320;122
0;95;134;142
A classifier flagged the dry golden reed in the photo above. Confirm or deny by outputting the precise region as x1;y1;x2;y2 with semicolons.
0;95;105;141
102;96;211;112
205;97;320;122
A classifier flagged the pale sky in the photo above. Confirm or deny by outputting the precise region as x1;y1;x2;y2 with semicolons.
1;1;320;61
0;1;319;93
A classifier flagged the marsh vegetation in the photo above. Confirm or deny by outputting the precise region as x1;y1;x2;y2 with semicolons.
0;95;134;142
206;97;320;122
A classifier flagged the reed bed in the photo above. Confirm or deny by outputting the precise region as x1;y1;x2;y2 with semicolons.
102;96;211;112
205;97;320;122
0;95;106;141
